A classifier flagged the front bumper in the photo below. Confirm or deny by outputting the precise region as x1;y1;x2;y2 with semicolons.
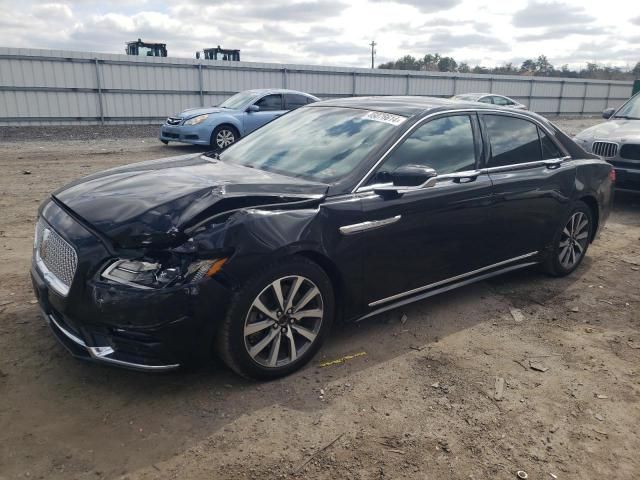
159;124;212;146
31;202;232;372
612;165;640;192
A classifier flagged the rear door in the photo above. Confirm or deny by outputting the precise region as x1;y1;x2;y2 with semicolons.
284;94;310;111
480;113;575;261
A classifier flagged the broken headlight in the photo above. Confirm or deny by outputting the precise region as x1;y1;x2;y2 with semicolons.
101;258;226;289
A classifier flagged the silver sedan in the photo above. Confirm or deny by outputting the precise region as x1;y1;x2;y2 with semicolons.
452;93;527;109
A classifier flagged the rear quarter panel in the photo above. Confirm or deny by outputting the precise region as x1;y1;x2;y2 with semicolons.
573;159;614;237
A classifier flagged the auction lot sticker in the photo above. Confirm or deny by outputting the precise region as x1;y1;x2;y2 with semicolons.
363;111;407;126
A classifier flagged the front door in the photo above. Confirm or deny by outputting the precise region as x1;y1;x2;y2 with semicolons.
244;94;286;134
350;113;495;307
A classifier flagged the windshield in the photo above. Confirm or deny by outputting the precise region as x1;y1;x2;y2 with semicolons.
219;107;404;183
613;93;640;119
219;91;261;110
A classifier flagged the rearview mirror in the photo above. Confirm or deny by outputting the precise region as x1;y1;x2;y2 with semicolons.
247;105;260;113
374;165;438;197
602;107;615;119
391;165;438;187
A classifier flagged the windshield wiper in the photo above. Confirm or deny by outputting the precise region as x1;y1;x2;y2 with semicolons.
613;115;639;120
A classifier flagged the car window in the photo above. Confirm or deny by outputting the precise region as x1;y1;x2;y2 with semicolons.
255;94;283;111
220;107;401;183
479;97;493;104
370;115;476;183
484;115;542;167
539;129;563;159
613;93;640;119
306;96;317;104
492;96;511;106
284;94;309;110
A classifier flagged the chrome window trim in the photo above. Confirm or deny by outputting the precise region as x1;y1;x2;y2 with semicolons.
339;215;401;235
353;107;570;193
368;251;539;307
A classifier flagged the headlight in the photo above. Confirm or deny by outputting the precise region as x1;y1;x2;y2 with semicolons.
102;258;226;289
184;114;209;126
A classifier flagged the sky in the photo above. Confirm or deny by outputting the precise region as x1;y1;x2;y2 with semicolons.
0;0;638;69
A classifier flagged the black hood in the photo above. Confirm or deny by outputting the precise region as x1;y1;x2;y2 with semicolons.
52;153;328;248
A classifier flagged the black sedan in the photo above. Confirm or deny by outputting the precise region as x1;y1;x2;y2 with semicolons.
31;96;615;379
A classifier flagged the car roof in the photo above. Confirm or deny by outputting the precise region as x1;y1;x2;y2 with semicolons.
242;88;317;97
308;95;521;117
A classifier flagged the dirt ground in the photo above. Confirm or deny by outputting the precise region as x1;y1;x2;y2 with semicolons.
0;118;639;480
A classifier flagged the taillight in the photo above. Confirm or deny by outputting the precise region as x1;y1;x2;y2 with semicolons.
609;169;616;182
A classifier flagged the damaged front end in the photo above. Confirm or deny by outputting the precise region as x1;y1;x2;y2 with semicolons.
32;158;328;371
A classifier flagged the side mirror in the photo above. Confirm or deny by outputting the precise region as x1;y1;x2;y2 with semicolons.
374;165;438;197
247;105;260;113
602;107;615;119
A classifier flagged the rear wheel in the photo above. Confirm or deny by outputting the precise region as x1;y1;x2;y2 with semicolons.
210;125;238;151
160;139;169;145
216;257;334;380
544;201;593;276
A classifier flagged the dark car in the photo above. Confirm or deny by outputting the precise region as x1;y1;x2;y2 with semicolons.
574;92;640;192
31;97;614;379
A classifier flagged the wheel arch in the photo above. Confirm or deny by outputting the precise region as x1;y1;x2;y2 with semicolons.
290;249;348;322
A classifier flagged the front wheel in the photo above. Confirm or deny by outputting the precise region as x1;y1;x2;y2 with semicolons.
216;257;335;380
544;201;593;276
210;125;238;151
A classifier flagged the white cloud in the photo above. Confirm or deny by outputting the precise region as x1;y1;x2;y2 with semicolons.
0;0;636;69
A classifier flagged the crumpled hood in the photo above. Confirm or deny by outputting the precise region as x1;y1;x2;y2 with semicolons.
576;119;640;142
174;107;232;119
52;154;327;248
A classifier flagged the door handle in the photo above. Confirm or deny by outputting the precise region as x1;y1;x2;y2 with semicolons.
439;170;481;183
543;157;568;169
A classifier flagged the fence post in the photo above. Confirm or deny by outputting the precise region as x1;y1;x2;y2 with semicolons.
93;59;104;125
352;71;357;96
198;64;204;107
605;82;612;109
282;68;288;89
580;81;588;116
557;80;565;116
406;73;410;95
528;79;534;109
489;76;494;93
452;75;457;96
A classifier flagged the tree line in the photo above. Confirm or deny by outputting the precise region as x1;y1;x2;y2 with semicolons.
378;54;640;80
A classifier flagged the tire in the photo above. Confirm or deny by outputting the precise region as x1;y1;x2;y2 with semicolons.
543;200;593;277
216;257;335;380
160;139;169;145
210;125;238;151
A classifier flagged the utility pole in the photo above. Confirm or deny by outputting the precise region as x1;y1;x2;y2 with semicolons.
369;40;377;69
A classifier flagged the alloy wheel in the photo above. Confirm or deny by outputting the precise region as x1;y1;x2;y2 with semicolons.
216;129;235;148
243;275;324;368
558;211;590;269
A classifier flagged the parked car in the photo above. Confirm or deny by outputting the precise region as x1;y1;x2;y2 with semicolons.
452;93;527;109
33;96;614;379
159;89;319;150
574;92;640;192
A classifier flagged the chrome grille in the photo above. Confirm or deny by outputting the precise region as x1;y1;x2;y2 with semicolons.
166;117;182;125
34;219;78;296
591;141;618;158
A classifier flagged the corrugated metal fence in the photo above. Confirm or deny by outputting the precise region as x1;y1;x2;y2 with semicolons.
0;47;634;126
